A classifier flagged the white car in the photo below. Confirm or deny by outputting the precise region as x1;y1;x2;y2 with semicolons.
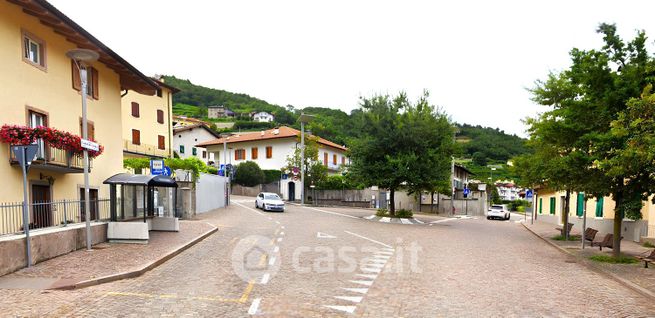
487;204;510;220
255;192;285;212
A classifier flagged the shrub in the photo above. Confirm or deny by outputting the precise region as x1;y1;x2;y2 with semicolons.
395;209;414;218
375;208;388;217
263;169;281;184
643;241;655;248
207;166;218;174
234;161;265;187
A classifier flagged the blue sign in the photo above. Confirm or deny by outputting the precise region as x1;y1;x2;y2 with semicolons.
526;189;533;199
150;159;165;175
163;166;172;176
282;174;288;180
463;187;470;198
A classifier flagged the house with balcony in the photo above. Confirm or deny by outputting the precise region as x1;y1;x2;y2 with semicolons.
196;126;348;200
251;111;275;123
122;77;179;159
0;0;158;236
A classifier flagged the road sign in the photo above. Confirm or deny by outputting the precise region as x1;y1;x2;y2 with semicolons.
150;159;165;175
11;145;39;171
282;174;288;180
163;166;172;176
526;189;533;199
80;139;99;151
463;188;470;197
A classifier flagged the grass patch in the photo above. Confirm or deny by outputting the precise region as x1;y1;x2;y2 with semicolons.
589;254;639;264
643;241;655;248
552;234;581;241
375;208;413;218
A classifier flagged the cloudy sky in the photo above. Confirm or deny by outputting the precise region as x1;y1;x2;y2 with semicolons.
50;0;655;136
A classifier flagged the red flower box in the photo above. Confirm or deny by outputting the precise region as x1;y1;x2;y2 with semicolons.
0;125;104;158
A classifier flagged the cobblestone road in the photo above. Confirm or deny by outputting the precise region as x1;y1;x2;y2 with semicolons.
1;197;654;317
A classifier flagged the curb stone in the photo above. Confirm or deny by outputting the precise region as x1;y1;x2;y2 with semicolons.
52;222;218;290
521;222;655;302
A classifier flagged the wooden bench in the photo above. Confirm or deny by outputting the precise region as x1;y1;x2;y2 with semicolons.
592;234;623;251
583;227;598;244
555;223;574;236
637;249;655;268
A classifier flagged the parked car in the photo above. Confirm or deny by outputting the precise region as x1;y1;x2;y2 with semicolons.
255;192;285;212
487;204;510;220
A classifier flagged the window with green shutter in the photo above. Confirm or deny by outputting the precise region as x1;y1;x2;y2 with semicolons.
192;147;197;156
180;145;185;154
549;197;556;214
576;193;584;217
539;198;543;214
595;197;604;217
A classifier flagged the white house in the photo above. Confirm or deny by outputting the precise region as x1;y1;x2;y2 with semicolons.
196;126;349;201
173;124;221;164
251;111;275;123
496;181;521;201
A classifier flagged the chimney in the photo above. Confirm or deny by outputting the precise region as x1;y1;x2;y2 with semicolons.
260;131;265;137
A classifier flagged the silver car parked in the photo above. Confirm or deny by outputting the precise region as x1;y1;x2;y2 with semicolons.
255;192;285;212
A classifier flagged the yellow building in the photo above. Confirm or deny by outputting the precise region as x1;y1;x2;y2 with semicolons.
122;78;179;159
534;189;654;243
0;0;158;234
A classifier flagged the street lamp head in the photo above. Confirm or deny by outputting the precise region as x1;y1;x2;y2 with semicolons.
298;113;315;123
66;48;99;64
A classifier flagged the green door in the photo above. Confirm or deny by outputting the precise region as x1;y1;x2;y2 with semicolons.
539;198;543;214
549;197;556;214
576;193;584;217
595;197;604;217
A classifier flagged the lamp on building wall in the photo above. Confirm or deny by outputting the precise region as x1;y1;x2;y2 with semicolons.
66;48;99;251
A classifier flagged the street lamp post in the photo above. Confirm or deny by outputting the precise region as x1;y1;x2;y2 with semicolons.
298;113;314;205
221;133;234;207
66;49;99;251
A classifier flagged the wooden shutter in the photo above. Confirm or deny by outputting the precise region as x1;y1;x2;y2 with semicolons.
131;102;140;117
132;129;140;145
158;135;165;150
252;147;258;159
157;110;164;124
333;154;337;165
341;156;345;165
266;146;272;158
324;152;328;166
91;67;99;99
235;150;239;160
79;119;95;140
71;60;81;91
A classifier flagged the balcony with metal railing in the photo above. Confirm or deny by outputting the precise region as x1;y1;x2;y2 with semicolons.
123;139;169;158
8;142;90;173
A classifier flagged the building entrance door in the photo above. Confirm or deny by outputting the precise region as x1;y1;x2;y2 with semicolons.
288;182;295;201
31;184;52;228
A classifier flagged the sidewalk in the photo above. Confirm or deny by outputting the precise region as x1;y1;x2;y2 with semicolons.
0;220;216;290
523;220;655;299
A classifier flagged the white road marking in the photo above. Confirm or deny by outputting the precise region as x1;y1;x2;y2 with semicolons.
280;231;285;236
356;274;377;279
317;232;337;239
275;221;280;224
248;298;261;315
381;247;395;252
361;267;381;273
324;305;356;314
268;217;273;220
373;255;391;259
273;246;279;253
367;259;387;264
268;256;276;266
303;206;360;219
414;219;425;224
233;202;265;216
364;215;376;220
334;296;363;303
344;230;392;248
374;251;394;256
342;287;368;294
349;280;373;286
260;273;270;284
379;217;391;223
400;218;412;224
277;237;283;242
281;225;285;229
364;263;385;268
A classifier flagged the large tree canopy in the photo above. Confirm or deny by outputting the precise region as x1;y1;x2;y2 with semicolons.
349;92;455;215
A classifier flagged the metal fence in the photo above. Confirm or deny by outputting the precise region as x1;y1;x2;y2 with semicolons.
0;199;110;237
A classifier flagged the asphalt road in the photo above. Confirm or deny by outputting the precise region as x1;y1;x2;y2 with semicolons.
2;196;654;317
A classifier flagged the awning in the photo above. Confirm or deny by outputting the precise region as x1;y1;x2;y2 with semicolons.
103;173;177;187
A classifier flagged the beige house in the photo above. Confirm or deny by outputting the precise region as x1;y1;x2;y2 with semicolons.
0;0;157;234
535;189;654;243
122;78;179;159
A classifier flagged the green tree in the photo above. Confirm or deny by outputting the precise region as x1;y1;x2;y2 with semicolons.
284;135;328;188
349;92;455;215
472;152;487;166
524;23;655;256
234;161;265;187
